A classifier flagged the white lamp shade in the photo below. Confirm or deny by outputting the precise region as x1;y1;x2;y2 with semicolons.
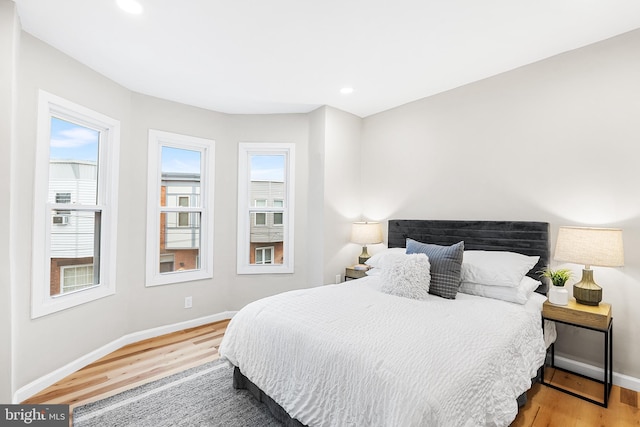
351;222;383;245
554;226;624;268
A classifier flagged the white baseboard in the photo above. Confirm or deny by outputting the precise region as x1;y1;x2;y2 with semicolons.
13;311;236;404
554;354;640;392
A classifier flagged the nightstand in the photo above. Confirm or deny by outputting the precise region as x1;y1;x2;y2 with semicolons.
541;298;612;407
345;266;368;281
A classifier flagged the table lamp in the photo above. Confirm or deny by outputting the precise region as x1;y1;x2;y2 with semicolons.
553;226;624;306
351;222;383;265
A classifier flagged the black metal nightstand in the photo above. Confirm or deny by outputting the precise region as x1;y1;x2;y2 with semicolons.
541;299;613;407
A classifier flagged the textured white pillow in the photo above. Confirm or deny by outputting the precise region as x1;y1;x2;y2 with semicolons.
461;250;539;288
365;247;406;269
380;253;431;300
458;276;541;304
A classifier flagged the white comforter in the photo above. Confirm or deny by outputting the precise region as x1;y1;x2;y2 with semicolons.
219;276;546;427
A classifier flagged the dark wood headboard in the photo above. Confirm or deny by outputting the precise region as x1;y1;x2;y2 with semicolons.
387;219;550;293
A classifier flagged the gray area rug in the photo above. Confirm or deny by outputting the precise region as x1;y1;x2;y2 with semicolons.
73;360;281;426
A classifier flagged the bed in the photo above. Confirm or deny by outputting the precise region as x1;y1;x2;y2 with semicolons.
219;220;552;426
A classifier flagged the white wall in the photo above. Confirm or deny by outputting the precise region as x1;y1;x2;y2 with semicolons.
307;105;363;286
0;0;19;404
360;29;640;379
307;107;327;285
322;107;364;284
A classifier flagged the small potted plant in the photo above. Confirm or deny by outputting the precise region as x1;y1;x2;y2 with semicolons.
540;267;572;305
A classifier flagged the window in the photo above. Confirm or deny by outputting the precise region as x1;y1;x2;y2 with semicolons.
146;130;214;286
237;143;294;274
61;264;94;293
32;91;120;318
55;192;71;205
178;196;190;227
273;212;283;226
273;200;284;226
255;212;267;226
54;192;71;219
255;247;274;265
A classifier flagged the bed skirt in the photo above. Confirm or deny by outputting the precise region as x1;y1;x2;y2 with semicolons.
233;366;540;426
233;366;307;427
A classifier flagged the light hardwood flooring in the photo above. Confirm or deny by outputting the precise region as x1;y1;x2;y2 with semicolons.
22;320;228;417
24;320;639;426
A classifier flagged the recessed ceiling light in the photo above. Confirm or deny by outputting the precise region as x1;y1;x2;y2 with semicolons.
116;0;143;15
340;87;354;95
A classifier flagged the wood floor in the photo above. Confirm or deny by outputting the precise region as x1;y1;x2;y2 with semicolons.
24;320;639;426
22;320;228;414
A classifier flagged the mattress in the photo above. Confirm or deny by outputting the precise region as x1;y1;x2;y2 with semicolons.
219;275;547;427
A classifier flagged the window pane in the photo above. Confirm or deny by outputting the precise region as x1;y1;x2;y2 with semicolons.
49;210;100;296
61;264;94;293
49;117;99;205
273;212;283;225
178;212;189;227
55;193;71;204
254;212;266;226
159;212;201;273
249;154;286;205
249;213;283;265
253;247;274;265
248;154;286;266
161;146;201;208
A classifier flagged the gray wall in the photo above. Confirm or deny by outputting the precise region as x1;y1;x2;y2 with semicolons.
360;29;640;379
14;32;134;390
11;31;317;393
5;0;640;400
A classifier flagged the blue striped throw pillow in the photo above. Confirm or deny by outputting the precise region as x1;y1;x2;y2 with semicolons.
406;238;464;299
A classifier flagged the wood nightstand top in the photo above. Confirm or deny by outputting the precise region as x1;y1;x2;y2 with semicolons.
543;298;611;330
345;266;368;280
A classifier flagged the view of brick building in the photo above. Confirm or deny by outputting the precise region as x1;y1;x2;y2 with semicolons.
159;172;201;273
248;181;285;265
48;159;98;296
50;161;284;289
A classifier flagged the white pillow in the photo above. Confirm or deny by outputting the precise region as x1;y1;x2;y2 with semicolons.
461;250;539;288
458;276;541;304
365;247;406;269
524;292;548;313
380;253;431;300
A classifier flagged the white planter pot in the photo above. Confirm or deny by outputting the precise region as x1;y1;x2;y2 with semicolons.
548;286;569;305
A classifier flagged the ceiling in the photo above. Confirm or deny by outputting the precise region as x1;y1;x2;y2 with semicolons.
13;0;640;117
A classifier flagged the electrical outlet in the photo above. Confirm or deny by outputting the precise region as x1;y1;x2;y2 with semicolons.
335;274;341;284
184;296;193;309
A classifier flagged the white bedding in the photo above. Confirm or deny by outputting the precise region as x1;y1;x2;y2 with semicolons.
219;275;547;427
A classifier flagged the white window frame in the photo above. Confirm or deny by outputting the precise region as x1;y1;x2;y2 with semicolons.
32;90;120;319
146;129;215;286
237;142;295;274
